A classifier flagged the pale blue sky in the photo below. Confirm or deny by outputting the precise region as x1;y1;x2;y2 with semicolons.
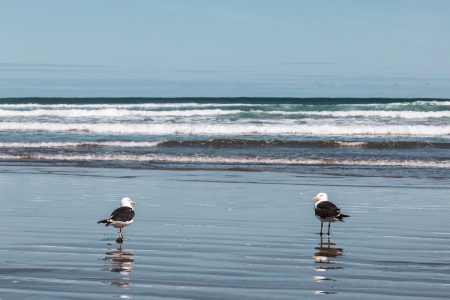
1;0;449;98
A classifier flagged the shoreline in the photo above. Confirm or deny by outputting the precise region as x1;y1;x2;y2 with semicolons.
1;161;449;180
1;165;449;299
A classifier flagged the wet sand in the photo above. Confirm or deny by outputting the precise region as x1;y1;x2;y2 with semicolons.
0;166;449;299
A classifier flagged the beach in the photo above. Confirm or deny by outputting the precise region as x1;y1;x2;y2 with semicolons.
2;0;450;296
1;165;449;299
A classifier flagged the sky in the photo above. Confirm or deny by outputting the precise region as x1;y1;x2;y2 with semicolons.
1;0;450;98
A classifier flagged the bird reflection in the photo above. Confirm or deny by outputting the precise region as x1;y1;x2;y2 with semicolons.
312;236;344;295
102;242;135;288
314;235;343;267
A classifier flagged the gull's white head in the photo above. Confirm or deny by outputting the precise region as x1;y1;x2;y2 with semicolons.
121;197;136;207
313;193;328;202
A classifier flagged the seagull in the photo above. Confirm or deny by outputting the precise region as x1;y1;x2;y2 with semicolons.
98;197;136;243
313;193;349;236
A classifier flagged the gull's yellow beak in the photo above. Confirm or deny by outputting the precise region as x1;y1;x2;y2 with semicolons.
131;201;136;205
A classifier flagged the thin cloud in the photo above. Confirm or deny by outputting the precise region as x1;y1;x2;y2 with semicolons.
278;62;335;65
170;69;227;74
0;63;105;73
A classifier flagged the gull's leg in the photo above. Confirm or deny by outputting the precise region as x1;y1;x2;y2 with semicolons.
116;228;124;243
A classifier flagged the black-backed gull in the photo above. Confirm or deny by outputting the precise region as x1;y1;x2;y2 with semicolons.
313;193;349;236
98;197;136;243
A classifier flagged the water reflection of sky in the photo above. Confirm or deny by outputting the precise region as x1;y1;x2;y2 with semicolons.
102;242;135;290
313;236;344;295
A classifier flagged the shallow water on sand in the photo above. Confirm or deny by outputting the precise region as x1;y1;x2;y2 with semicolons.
0;166;449;299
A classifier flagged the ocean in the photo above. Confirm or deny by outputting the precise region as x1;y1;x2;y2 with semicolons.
0;97;449;178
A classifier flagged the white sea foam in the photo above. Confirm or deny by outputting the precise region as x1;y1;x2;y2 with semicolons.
334;100;450;107
1;122;449;137
0;103;258;110
1;105;448;122
261;110;450;119
1;108;449;120
1;100;448;109
383;100;450;107
0;141;160;148
335;141;369;148
0;108;241;118
0;153;448;168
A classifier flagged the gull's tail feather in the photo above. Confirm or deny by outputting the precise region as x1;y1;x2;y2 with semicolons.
337;214;350;221
97;219;111;226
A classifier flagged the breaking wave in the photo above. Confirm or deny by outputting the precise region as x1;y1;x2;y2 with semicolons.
1;153;448;169
1;122;449;137
1;139;449;149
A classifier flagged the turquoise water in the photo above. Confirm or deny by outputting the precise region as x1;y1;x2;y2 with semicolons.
0;97;449;178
